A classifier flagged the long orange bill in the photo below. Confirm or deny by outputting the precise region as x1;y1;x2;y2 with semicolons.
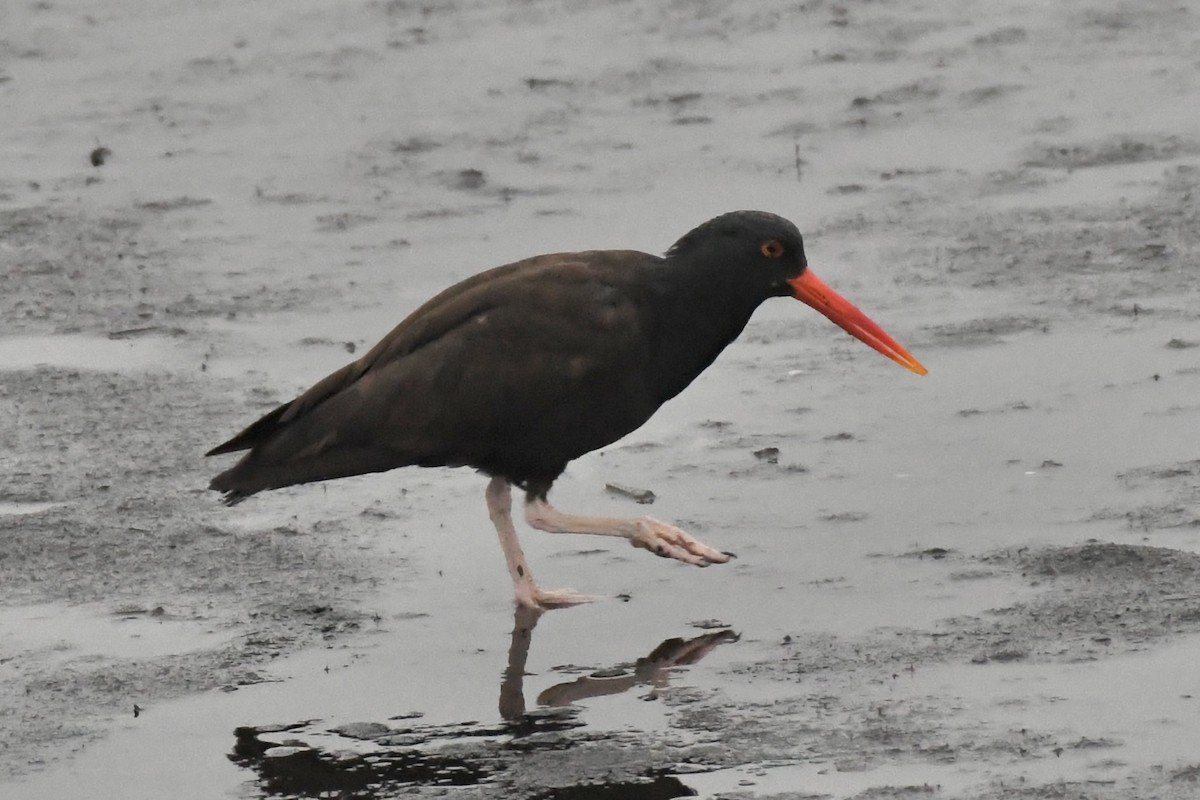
788;270;928;376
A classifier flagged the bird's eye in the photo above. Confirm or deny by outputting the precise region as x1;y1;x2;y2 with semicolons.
760;239;785;259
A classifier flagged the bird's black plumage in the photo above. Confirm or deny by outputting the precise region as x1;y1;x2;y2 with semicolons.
209;212;816;502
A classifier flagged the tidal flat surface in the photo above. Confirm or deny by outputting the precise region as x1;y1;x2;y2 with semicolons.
3;1;1200;797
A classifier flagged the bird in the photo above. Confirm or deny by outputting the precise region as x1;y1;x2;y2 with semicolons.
207;211;926;610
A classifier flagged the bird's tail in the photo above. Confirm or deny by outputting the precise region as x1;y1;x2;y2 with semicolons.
208;444;408;505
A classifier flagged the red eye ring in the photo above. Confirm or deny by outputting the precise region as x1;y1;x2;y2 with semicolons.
760;239;785;259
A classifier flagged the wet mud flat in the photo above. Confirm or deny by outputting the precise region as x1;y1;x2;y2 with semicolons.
4;0;1200;798
0;206;389;775
212;544;1200;800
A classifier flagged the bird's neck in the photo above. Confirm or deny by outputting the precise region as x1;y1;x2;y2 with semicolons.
645;261;766;405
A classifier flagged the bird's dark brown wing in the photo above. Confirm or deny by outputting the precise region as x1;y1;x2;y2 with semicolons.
205;256;548;457
208;250;667;498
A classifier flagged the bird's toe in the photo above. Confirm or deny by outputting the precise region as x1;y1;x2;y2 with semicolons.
632;518;731;567
519;587;602;610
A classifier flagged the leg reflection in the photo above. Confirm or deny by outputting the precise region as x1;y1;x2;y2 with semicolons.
499;605;543;721
497;605;739;721
537;629;739;707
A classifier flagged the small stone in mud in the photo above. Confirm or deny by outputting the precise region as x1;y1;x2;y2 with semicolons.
524;77;574;91
752;446;780;464
689;619;730;630
387;711;424;721
972;648;1028;664
917;547;954;559
263;745;313;759
89;146;112;167
454;168;486;190
604;482;655;504
331;721;393;740
821;511;868;523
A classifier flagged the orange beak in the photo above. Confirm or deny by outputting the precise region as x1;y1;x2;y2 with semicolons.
788;270;927;376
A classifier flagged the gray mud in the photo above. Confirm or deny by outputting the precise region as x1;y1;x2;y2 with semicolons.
4;0;1200;798
0;201;384;776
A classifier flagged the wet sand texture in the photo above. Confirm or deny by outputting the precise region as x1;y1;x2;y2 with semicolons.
3;1;1200;798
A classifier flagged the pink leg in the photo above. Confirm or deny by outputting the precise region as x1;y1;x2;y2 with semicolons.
485;477;598;610
524;497;732;566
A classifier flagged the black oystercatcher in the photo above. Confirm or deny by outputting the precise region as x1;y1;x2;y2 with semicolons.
207;211;926;609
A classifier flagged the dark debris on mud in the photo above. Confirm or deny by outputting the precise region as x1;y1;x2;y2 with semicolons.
232;712;699;800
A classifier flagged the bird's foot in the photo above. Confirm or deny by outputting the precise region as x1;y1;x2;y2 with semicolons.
629;518;733;566
515;584;603;611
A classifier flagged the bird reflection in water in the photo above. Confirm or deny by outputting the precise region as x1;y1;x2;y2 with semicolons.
499;606;739;722
231;611;738;797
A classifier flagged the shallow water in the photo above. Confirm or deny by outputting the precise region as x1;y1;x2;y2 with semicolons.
10;595;1200;799
0;603;236;663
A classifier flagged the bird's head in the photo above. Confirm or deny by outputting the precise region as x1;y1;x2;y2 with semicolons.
668;211;927;376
